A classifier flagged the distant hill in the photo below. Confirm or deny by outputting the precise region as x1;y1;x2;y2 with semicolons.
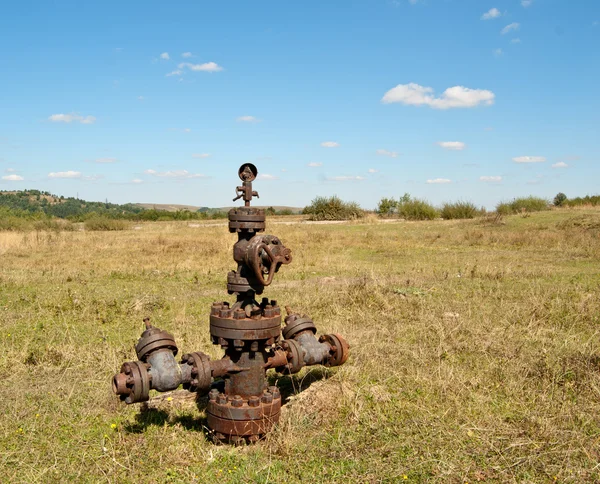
136;203;201;212
0;190;302;220
0;190;145;218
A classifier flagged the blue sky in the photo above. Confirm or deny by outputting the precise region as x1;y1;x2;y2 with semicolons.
0;0;598;209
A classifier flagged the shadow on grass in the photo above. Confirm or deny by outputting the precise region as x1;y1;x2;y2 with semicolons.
123;393;210;436
268;366;332;403
123;369;331;436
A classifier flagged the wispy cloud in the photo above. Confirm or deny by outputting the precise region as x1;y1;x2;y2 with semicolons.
494;48;503;57
49;113;96;124
481;8;501;20
307;162;322;167
480;176;503;182
166;70;183;77
192;153;211;159
48;171;82;179
132;178;143;184
437;141;466;151
181;52;192;58
521;0;533;7
160;52;170;60
2;174;24;181
236;115;260;123
552;162;569;168
511;38;522;44
144;169;207;179
327;175;366;181
382;83;495;109
93;157;118;163
320;141;339;148
178;61;223;72
368;168;378;173
426;178;452;184
257;173;278;180
501;23;520;35
513;156;546;163
376;149;399;158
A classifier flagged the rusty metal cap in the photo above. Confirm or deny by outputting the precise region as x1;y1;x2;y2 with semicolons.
135;326;178;362
282;317;316;340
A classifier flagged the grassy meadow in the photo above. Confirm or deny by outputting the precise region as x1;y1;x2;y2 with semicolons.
1;209;600;483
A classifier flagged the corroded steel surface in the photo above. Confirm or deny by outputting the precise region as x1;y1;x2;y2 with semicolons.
112;164;350;442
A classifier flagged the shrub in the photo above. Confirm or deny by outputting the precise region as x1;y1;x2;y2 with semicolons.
302;196;364;221
565;195;600;207
377;197;397;216
440;201;481;220
84;217;129;231
553;192;567;207
495;196;549;215
397;196;438;221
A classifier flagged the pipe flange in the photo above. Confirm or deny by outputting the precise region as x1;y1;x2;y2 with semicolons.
113;361;151;404
135;326;178;362
319;333;350;367
282;317;316;340
277;339;304;374
182;352;212;393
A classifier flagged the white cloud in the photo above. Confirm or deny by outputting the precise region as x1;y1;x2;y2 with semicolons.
426;178;452;184
368;168;378;173
6;168;15;172
144;169;206;179
376;149;399;158
501;23;520;35
160;52;170;60
552;162;569;168
183;128;191;133
480;176;503;182
192;153;211;159
511;38;522;44
166;70;183;77
382;83;495;109
327;176;366;181
181;52;192;58
94;157;118;163
513;156;546;163
521;0;533;7
132;178;143;184
236;116;260;123
437;141;466;151
49;113;96;124
494;48;503;57
48;171;82;179
307;162;323;167
178;62;223;72
481;8;501;20
2;174;24;181
257;173;278;180
320;141;339;148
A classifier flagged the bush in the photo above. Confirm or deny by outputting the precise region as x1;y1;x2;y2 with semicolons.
495;196;549;215
565;195;600;207
553;192;567;207
302;196;364;221
397;195;438;221
440;201;482;220
84;217;129;231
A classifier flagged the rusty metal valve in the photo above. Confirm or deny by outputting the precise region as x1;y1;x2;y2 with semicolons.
111;163;349;443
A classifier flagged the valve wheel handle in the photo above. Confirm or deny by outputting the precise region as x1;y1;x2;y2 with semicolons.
250;242;279;286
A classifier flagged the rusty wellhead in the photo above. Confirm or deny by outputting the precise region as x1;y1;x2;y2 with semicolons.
111;164;349;443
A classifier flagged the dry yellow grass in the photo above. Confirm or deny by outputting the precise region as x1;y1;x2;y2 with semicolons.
1;209;599;483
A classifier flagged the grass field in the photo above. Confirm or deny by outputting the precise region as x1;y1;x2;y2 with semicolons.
1;209;600;483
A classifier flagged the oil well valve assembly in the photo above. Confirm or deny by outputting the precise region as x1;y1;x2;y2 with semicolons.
112;163;350;442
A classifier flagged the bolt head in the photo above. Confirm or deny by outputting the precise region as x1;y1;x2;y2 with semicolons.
261;393;273;404
248;396;260;407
